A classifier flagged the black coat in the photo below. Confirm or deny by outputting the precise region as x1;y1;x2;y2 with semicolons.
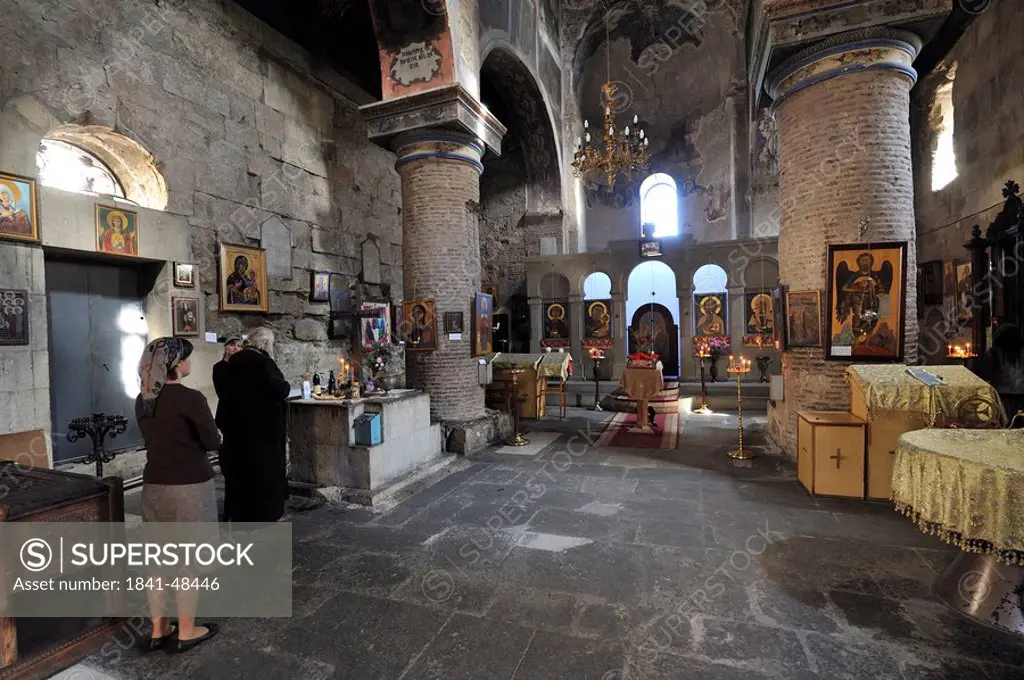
219;348;290;521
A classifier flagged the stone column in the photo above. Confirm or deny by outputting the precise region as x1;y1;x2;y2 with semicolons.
610;292;627;378
393;129;487;422
528;297;542;353
766;28;921;456
568;294;584;371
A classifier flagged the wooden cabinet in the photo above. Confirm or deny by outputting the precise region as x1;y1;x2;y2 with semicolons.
797;411;867;498
849;377;930;500
1;462;125;680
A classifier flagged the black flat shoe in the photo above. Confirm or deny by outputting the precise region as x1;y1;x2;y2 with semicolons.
176;623;219;653
144;623;178;652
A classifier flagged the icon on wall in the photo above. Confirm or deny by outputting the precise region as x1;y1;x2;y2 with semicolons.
0;172;39;244
96;205;139;257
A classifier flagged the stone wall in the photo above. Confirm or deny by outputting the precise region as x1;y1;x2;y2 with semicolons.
479;146;529;300
0;0;402;452
912;1;1023;314
571;0;749;251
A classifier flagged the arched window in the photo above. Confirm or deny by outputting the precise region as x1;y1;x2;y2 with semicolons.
583;272;612;300
37;139;126;199
930;64;958;192
693;263;728;294
640;173;678;237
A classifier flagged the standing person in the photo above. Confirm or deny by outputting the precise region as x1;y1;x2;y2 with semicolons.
213;335;243;521
977;323;1024;423
221;327;291;521
135;337;220;653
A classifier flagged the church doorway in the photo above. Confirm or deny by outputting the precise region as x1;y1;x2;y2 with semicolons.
627;261;680;378
629;303;679;377
45;258;150;463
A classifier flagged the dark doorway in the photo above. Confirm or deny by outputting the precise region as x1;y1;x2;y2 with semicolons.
45;259;148;463
629;303;679;378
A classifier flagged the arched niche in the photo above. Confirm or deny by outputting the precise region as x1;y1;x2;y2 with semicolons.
742;258;780;289
41;124;168;210
692;263;729;294
583;271;612;300
540;272;571;299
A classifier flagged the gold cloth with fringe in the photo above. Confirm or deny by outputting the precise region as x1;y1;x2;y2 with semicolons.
892;428;1024;565
846;365;1006;425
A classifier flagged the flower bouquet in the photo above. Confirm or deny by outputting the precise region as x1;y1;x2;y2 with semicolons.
694;335;730;381
364;338;394;394
627;351;659;368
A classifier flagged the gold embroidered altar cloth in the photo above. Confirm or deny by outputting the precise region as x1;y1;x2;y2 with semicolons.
846;365;1006;424
892;428;1024;565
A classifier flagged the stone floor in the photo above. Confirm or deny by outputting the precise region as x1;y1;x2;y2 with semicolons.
52;407;1024;679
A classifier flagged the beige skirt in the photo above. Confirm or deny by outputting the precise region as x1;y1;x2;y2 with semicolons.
142;479;218;522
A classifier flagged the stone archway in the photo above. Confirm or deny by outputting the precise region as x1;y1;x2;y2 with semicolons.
480;45;562;214
42;124;168;210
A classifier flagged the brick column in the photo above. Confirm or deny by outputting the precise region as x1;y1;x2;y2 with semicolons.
393;129;486;422
766;28;922;456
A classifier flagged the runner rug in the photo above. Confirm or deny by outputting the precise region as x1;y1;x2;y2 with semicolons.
595;411;680;449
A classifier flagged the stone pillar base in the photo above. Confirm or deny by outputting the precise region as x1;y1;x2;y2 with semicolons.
444;409;514;455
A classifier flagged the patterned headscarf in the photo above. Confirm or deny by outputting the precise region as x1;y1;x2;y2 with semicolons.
138;337;188;418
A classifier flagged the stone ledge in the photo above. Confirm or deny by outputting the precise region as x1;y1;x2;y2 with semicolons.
445;409;513;455
314;455;466;510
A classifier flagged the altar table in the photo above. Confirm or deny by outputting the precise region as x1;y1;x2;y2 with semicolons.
848;364;1006;499
892;428;1024;636
620;366;664;430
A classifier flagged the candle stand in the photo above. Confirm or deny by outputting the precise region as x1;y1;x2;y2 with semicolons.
694;352;712;415
506;368;530;447
726;357;754;460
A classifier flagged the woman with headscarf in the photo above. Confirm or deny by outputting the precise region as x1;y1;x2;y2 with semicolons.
213;335;243;521
220;327;291;521
135;337;220;653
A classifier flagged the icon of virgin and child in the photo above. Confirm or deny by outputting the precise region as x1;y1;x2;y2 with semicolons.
226;255;261;306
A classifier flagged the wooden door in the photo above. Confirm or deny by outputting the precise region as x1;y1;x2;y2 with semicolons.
629;303;679;378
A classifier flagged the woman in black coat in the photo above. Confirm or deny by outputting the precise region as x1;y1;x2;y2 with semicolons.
220;327;291;521
213;335;243;521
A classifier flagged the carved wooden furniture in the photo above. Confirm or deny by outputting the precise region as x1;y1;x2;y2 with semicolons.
796;411;867;498
0;463;124;680
965;179;1023;355
487;354;551;420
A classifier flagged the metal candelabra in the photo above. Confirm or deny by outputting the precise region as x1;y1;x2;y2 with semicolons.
506;369;530;447
590;357;603;411
726;357;754;460
67;412;129;477
694;352;712;415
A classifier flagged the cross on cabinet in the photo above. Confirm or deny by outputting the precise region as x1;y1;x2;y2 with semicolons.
797;411;867;498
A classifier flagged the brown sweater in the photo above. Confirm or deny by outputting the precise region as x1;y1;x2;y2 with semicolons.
135;384;220;485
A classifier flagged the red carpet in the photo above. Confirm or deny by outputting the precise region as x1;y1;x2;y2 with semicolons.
596;411;680;449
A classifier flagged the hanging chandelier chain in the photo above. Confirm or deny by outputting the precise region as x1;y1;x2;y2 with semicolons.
571;10;651;189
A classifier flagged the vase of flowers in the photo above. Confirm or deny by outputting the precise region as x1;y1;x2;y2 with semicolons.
365;338;394;394
694;336;730;382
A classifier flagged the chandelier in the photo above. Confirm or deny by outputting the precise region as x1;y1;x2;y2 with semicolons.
571;18;651;187
572;82;651;188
